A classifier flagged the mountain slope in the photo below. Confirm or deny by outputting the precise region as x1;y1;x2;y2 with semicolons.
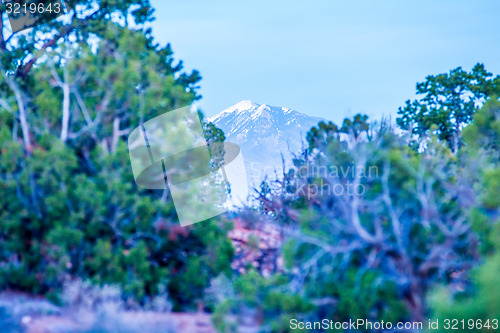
209;100;324;187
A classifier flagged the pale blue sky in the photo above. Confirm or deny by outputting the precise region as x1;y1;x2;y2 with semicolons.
149;0;500;123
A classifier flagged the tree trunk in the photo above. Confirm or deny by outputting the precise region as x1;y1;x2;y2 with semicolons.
12;80;32;149
405;280;426;323
60;67;71;142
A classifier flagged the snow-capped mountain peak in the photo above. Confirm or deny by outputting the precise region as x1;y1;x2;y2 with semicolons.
209;101;325;187
214;100;259;118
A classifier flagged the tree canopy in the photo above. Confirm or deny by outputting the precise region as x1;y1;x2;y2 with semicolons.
0;3;228;310
397;64;500;152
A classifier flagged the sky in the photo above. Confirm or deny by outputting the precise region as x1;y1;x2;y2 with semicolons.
149;0;500;123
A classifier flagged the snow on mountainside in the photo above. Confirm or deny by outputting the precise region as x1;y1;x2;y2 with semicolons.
208;100;325;188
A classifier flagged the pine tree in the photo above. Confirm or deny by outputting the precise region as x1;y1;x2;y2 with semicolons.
0;5;232;309
397;64;500;152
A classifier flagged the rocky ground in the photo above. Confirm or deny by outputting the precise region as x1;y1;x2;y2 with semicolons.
0;292;216;333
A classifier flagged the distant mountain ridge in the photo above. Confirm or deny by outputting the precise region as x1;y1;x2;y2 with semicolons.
208;100;325;188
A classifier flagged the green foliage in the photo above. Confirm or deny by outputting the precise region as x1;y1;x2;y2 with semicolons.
306;114;370;151
214;271;315;332
464;97;500;157
397;64;500;151
0;0;155;76
0;131;233;308
0;5;232;311
429;253;500;333
463;99;500;255
233;114;480;329
427;93;500;333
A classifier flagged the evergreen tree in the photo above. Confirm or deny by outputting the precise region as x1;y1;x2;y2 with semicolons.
216;116;480;331
0;6;232;309
429;98;500;331
397;64;500;152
